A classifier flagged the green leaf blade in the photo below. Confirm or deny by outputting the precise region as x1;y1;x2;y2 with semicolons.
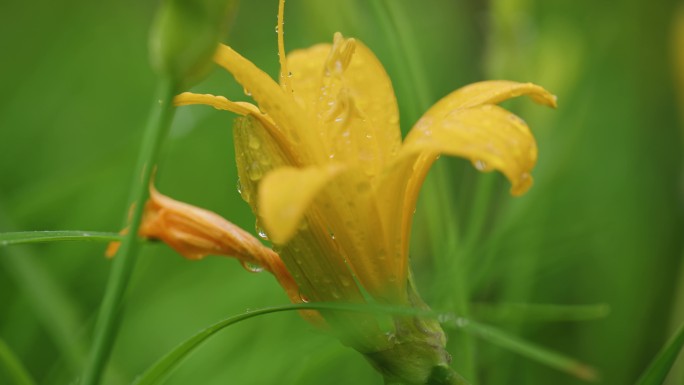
0;231;121;246
635;321;684;385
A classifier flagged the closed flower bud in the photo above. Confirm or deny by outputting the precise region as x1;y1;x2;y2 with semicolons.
149;0;238;88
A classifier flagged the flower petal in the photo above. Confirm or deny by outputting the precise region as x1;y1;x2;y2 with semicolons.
258;164;344;245
405;104;538;195
213;44;322;164
233;115;292;208
234;116;370;322
426;80;557;112
259;161;402;303
135;186;301;303
174;92;264;116
286;33;402;174
376;81;556;273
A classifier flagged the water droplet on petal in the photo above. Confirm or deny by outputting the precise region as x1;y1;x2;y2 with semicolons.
455;317;470;328
248;135;261;149
474;159;488;171
242;87;252;97
248;162;263;181
255;224;269;240
236;178;242;195
241;261;264;273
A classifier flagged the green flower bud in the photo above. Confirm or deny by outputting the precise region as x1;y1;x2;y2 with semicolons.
150;0;238;88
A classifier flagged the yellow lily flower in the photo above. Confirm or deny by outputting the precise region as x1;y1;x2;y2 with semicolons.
131;0;556;382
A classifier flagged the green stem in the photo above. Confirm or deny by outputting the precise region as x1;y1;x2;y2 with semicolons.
80;79;176;385
368;0;476;381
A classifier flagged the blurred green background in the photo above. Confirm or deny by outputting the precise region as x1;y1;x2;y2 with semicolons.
1;0;683;384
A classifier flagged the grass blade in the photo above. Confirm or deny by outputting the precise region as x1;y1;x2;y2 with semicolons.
447;319;598;381
0;231;121;246
635;321;684;385
134;302;443;385
133;305;304;385
0;337;36;385
472;302;611;323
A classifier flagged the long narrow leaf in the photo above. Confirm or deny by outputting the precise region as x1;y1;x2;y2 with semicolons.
447;319;598;381
635;321;684;385
0;231;121;246
133;303;436;385
472;302;610;323
0;338;36;385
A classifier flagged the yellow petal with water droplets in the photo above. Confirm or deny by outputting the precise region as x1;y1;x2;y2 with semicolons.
426;80;557;112
213;44;320;164
174;92;285;143
233;116;292;209
405;104;537;195
286;34;402;173
259;164;344;244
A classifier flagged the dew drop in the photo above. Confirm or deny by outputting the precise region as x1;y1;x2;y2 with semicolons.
385;332;397;344
256;224;269;240
474;159;488;171
241;261;264;273
236;178;242;195
455;317;470;328
242;87;252;97
299;292;310;303
248;135;261;150
247;164;263;181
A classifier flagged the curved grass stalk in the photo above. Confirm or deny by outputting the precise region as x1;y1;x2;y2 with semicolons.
133;303;446;385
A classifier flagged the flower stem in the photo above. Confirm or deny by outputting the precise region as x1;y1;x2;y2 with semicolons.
80;79;176;385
